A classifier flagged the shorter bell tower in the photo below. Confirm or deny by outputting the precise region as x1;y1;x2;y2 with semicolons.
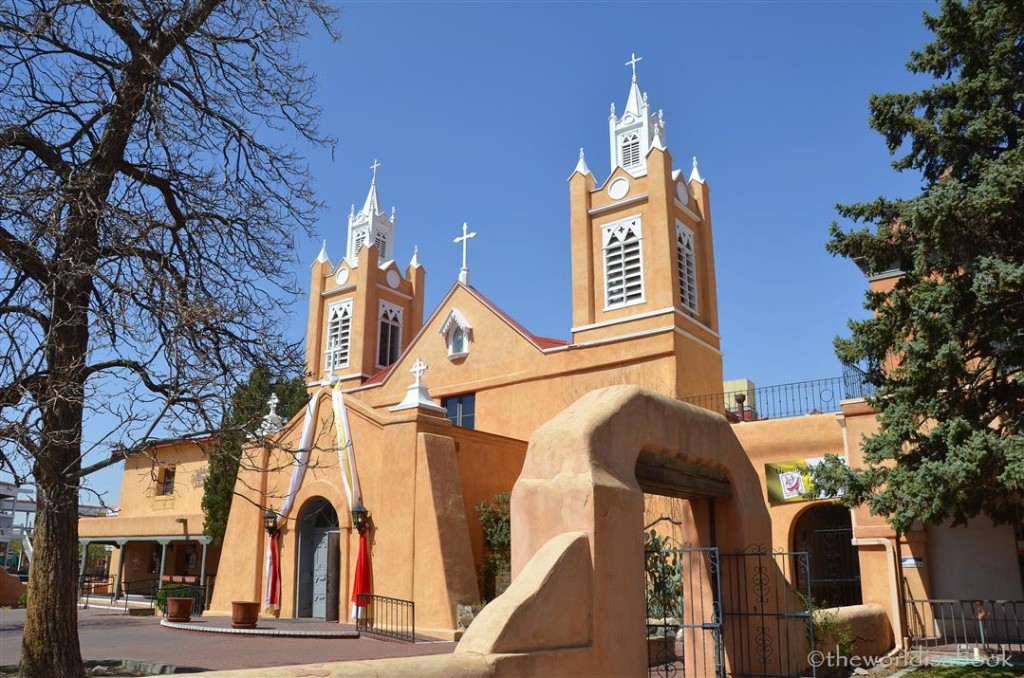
305;163;425;390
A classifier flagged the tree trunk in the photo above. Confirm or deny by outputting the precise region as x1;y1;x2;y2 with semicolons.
19;480;84;678
20;264;91;677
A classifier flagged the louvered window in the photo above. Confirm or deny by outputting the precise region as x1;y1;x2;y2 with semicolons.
620;131;641;168
374;232;387;264
325;300;353;371
603;218;644;309
352;230;367;260
676;221;698;314
377;303;402;368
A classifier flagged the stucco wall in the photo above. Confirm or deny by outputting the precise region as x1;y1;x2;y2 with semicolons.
927;519;1023;600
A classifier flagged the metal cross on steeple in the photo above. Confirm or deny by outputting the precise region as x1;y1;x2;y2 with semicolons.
369;159;381;184
454;221;477;285
625;52;643;81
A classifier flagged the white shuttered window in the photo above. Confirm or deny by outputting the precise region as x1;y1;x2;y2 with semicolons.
325;300;353;371
620;131;641;168
603;217;644;309
676;221;698;314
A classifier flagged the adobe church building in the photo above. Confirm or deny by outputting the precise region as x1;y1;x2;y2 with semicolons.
178;58;1020;655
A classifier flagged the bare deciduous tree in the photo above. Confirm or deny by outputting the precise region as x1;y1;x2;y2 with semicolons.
0;2;335;674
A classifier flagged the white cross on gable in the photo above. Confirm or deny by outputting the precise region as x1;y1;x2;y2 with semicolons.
410;358;427;388
454;221;477;285
370;159;381;183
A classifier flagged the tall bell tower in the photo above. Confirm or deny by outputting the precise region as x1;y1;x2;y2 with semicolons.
305;163;425;390
568;55;723;399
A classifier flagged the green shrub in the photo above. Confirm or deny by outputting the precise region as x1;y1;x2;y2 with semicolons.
475;492;511;599
17;591;27;608
811;604;856;678
154;583;192;614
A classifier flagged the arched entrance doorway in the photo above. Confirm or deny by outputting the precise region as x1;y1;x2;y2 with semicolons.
296;497;340;619
793;502;862;607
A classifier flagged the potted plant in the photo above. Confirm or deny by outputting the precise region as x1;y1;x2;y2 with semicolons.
155;583;191;617
165;596;194;622
231;601;260;629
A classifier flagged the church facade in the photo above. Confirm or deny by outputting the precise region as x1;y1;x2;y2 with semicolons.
202;59;1022;645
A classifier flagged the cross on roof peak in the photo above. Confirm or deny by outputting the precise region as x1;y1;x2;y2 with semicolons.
625;52;643;82
454;221;477;285
370;159;381;184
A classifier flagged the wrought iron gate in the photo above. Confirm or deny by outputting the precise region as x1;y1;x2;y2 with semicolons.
719;547;816;678
646;541;724;678
647;540;817;677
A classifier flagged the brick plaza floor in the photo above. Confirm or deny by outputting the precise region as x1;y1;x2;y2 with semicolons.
0;608;455;672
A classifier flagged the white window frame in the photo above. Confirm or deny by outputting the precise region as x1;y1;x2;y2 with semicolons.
620;130;641;169
376;301;403;368
374;231;387;264
324;299;353;372
676;220;698;314
439;308;472;360
602;216;645;311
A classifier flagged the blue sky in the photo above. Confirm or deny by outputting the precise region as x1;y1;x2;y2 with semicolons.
83;0;936;502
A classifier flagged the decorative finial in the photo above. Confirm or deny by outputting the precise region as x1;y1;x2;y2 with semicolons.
409;245;420;268
410;358;427;388
689;156;705;184
454;222;478;285
390;205;396;222
350;203;355;217
625;52;643;82
610;102;616;119
315;239;329;264
572;147;591;177
257;393;284;436
370;159;381;184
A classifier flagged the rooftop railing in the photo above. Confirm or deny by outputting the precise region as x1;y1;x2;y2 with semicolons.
681;364;875;422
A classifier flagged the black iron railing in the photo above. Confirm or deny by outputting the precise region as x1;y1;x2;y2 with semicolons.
164;584;206;616
78;575;116;608
906;598;1024;659
355;593;415;643
681;365;874;422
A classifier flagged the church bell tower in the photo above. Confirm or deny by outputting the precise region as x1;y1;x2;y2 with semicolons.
568;54;723;399
305;163;425;390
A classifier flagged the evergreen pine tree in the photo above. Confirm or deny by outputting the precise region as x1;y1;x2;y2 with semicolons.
202;367;308;545
816;0;1024;533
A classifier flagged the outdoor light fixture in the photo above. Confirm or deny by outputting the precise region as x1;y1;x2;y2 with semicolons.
264;507;279;536
351;498;369;534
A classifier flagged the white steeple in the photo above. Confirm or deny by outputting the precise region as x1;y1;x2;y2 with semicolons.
314;239;330;266
608;52;665;178
346;159;396;267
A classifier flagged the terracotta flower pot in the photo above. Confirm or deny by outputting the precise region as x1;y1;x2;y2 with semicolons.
166;597;193;623
231;600;260;629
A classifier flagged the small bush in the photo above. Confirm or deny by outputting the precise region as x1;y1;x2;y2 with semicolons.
811;605;856;678
17;591;27;608
154;583;192;614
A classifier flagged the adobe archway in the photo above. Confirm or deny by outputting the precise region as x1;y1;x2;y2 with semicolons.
456;385;774;676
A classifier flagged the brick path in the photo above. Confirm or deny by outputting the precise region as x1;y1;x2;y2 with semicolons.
0;608;454;672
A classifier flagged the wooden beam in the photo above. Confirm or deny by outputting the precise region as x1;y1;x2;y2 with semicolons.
635;452;732;500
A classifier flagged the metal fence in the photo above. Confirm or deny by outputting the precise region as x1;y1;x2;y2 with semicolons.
906;598;1024;660
719;548;816;678
355;593;415;643
681;365;874;422
646;544;724;678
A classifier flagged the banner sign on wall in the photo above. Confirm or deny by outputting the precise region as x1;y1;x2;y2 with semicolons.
765;456;845;504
